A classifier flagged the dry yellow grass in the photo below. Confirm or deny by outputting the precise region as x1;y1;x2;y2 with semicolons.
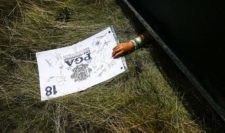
0;0;205;132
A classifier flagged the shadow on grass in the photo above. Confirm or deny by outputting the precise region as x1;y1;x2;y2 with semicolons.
148;41;225;132
117;0;225;132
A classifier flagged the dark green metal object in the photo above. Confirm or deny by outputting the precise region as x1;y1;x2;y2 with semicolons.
121;0;225;121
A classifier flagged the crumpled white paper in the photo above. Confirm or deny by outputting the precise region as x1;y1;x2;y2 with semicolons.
36;27;127;101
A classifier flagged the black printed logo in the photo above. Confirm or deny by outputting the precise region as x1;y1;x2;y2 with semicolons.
64;50;92;67
71;64;92;82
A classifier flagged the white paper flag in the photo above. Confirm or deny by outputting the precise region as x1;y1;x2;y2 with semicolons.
36;27;127;101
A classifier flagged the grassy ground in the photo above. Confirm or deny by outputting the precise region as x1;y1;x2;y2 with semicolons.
0;0;206;132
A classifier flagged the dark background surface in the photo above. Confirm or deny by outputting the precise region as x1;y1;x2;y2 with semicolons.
127;0;225;114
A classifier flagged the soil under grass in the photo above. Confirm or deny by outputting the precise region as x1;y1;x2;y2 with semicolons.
0;0;207;132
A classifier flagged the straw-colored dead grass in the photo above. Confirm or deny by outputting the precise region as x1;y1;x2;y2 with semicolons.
0;0;205;132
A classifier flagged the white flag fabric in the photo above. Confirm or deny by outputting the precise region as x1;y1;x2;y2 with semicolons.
36;27;127;101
